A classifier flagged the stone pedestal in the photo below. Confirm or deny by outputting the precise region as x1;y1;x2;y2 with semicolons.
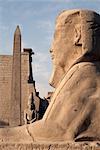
0;142;100;150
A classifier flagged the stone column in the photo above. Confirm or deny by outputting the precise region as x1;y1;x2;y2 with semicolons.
10;25;21;127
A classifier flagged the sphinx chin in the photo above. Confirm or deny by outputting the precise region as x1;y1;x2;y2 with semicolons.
49;65;65;88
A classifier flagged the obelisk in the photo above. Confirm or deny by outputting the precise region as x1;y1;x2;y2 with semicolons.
10;25;21;127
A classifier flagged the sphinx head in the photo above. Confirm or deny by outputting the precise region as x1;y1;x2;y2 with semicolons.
49;9;100;88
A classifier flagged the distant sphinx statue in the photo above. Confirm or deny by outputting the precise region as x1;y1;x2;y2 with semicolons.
24;93;37;124
0;9;100;142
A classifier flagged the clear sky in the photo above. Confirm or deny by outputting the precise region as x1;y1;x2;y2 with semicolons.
0;0;100;97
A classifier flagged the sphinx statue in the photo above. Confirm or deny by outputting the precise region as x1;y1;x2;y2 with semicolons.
0;9;100;143
24;93;37;124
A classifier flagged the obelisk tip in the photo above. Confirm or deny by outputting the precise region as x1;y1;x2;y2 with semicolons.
14;25;21;35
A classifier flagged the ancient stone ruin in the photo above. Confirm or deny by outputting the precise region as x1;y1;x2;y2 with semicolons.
0;26;48;128
0;9;100;150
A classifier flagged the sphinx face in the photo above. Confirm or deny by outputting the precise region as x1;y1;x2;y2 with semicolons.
49;25;73;87
49;11;82;88
49;9;100;88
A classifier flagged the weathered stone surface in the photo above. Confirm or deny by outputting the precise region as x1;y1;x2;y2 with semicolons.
0;56;12;127
0;142;100;150
0;52;36;126
10;25;21;127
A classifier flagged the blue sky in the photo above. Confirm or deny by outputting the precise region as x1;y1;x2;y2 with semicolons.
0;0;100;97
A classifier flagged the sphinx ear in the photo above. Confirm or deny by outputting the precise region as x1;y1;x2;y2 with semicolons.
74;24;82;46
